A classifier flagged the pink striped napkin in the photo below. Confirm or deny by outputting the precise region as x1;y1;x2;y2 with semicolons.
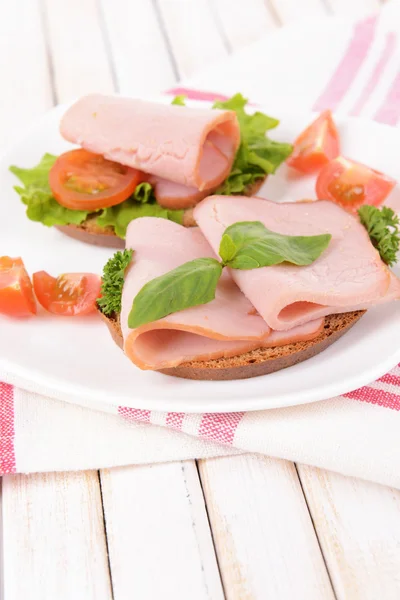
1;3;400;487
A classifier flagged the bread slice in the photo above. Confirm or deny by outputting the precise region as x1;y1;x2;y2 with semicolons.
55;176;267;247
98;308;365;380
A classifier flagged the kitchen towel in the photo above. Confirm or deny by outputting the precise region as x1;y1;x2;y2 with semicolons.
1;1;400;487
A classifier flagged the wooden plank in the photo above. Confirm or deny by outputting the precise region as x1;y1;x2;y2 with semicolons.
267;0;328;23
100;0;177;95
100;462;224;600
211;0;279;51
43;0;114;102
157;0;229;79
1;472;112;600
0;0;52;149
326;0;380;15
298;465;400;600
198;455;335;600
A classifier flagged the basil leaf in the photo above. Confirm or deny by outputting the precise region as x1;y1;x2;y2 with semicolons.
219;234;237;264
220;221;331;269
128;258;223;328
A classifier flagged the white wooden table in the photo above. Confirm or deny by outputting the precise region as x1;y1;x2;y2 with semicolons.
2;1;400;599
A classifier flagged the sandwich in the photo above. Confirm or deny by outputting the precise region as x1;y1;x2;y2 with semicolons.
10;93;292;248
97;196;400;380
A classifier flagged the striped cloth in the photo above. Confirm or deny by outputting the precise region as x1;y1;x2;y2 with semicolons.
1;2;400;487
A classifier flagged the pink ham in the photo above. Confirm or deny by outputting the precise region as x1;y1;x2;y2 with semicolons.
194;196;399;331
149;176;215;209
119;218;324;370
60;94;240;192
120;218;270;370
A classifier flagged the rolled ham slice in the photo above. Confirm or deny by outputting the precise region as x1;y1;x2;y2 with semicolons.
60;94;240;191
149;175;215;209
119;218;324;370
120;218;271;370
194;196;400;331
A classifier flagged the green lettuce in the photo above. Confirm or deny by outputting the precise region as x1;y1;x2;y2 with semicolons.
97;200;183;239
10;154;89;226
9;156;182;237
213;94;293;195
172;93;292;194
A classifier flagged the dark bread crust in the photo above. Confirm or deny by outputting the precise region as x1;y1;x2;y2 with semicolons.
55;176;267;245
98;308;365;380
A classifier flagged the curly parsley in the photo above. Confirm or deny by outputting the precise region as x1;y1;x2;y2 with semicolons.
97;249;133;316
358;205;400;267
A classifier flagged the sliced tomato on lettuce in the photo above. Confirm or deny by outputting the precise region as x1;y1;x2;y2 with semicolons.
287;110;340;174
49;149;143;211
33;271;101;316
316;156;396;212
0;257;37;317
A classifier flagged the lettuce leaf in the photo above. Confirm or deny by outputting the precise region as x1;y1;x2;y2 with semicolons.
213;94;293;195
10;154;89;226
96;199;183;239
9;155;182;236
131;182;156;203
171;93;292;195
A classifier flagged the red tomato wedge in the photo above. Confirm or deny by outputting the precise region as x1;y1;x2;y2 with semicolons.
33;271;101;316
287;110;340;174
49;149;142;211
316;156;396;212
0;257;37;317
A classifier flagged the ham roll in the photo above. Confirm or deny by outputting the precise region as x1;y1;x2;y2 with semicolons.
60;94;240;192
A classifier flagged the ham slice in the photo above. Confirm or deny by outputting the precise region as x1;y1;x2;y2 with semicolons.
119;218;324;370
194;196;399;330
60;94;240;191
149;176;215;209
120;218;271;370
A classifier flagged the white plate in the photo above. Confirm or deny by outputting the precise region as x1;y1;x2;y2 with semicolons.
1;101;400;414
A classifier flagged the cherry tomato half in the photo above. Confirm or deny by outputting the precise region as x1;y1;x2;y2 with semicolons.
287;110;340;174
316;156;396;212
33;271;101;316
0;257;37;317
49;149;142;211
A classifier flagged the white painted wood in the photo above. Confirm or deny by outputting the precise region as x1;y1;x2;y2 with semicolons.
157;0;229;79
268;0;329;23
327;0;380;16
211;0;279;50
0;0;52;149
100;462;224;600
298;465;400;600
99;0;177;95
43;0;114;102
1;471;112;600
199;455;335;600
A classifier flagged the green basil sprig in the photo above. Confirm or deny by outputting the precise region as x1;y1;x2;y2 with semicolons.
220;221;332;269
128;258;222;328
128;221;331;328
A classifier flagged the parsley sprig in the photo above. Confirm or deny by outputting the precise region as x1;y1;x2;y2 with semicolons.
97;249;133;316
358;205;400;267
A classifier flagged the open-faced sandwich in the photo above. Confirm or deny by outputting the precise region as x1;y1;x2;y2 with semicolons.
9;94;292;247
97;195;400;380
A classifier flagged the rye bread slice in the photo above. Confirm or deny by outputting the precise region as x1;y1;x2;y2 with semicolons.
98;308;365;381
55;177;267;247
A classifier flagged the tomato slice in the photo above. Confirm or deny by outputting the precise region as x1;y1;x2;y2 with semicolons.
316;156;396;212
0;257;37;317
49;149;142;211
287;110;340;174
33;271;101;316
